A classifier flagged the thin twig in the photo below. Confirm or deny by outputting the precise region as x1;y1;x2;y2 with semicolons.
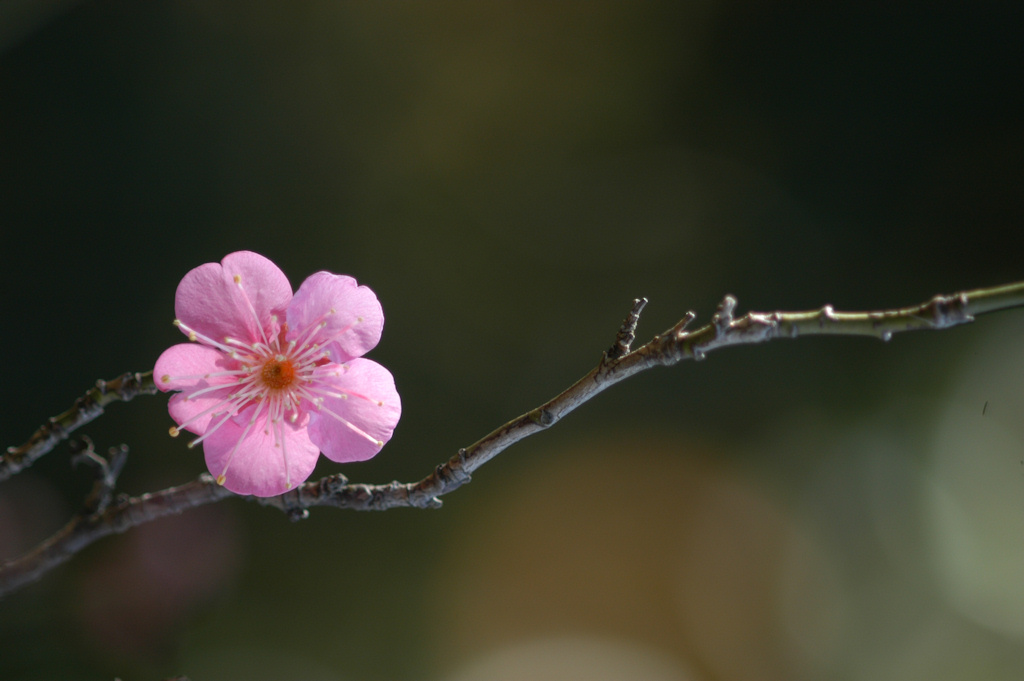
70;437;129;516
2;372;157;482
605;297;648;360
3;280;1024;597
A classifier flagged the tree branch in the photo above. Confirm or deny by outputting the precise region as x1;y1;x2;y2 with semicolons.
3;280;1024;597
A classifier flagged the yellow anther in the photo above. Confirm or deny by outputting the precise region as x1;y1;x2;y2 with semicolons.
233;274;241;284
169;427;180;437
216;474;226;485
161;374;171;384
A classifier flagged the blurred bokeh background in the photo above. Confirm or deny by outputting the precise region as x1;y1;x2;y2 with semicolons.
2;2;1024;679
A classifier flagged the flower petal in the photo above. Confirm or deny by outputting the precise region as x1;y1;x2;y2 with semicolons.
306;358;401;463
287;272;384;362
175;251;292;347
202;410;320;496
155;343;241;435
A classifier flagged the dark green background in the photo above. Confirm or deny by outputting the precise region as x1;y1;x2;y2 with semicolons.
2;3;1023;680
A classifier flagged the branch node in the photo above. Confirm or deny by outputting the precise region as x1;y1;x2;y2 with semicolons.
930;293;974;328
281;488;309;522
437;449;473;487
452;447;473;481
528;407;555;427
314;472;349;501
774;312;796;338
819;304;837;325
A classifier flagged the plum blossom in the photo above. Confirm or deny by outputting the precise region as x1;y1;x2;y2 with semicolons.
154;251;401;497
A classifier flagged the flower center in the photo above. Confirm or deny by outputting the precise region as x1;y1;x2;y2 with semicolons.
261;357;296;390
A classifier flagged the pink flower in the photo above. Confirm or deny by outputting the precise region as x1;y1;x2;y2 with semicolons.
154;251;401;497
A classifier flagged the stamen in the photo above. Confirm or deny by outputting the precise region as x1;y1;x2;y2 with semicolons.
217;399;266;486
234;276;272;348
224;336;270;358
278;418;291;489
173;321;238;354
293;319;362;361
305;382;379;406
182;381;239;401
286;315;357;366
317;403;384;446
300;385;348;400
164;369;251;382
289;341;324;365
292;384;327;406
171;390;249;434
288;310;335;350
187;410;235;449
